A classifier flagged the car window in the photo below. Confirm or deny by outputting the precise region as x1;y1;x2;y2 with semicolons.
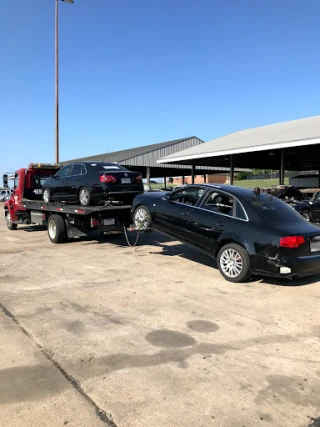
234;200;247;220
71;164;82;176
88;163;127;171
169;187;205;206
56;165;72;178
81;164;87;175
14;174;19;189
315;192;320;202
245;194;304;223
202;191;234;217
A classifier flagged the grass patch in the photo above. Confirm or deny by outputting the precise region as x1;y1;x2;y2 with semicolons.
233;178;289;188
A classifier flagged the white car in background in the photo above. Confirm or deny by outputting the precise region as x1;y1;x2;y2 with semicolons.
0;189;12;202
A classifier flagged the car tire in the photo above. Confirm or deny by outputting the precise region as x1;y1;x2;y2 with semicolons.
133;205;151;230
43;188;51;203
5;212;18;230
79;187;91;206
47;214;66;244
217;243;251;283
301;210;311;222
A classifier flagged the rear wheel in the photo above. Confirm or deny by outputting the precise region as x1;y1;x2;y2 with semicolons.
301;210;311;222
43;188;51;203
133;205;151;230
217;243;251;283
5;212;18;230
48;214;66;243
79;187;91;206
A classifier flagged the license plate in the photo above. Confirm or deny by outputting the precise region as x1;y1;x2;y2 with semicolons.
103;218;115;226
121;177;131;184
310;241;320;252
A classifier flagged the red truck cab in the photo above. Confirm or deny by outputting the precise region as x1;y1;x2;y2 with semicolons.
4;163;60;229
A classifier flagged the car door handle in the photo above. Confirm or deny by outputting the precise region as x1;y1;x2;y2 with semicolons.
181;212;189;217
62;180;66;183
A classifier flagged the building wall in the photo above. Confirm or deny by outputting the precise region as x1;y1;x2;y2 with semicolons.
173;175;233;185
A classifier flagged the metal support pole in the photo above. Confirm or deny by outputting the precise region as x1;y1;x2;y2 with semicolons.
229;155;234;185
163;176;166;190
203;174;207;183
182;175;185;185
279;149;285;185
146;167;150;186
191;165;195;184
55;0;59;164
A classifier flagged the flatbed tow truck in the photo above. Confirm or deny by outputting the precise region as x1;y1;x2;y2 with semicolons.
3;163;133;244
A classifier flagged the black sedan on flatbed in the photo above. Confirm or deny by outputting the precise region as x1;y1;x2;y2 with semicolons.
132;184;320;283
42;162;144;206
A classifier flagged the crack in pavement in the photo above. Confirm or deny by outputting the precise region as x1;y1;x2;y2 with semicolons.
0;302;118;427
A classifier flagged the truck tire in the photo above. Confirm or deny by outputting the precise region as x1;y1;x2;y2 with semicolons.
301;210;311;222
43;188;51;203
5;212;18;230
79;187;91;206
217;243;251;283
48;214;66;243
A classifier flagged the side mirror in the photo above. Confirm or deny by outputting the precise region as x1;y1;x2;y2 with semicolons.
165;194;171;200
50;174;56;179
3;174;8;188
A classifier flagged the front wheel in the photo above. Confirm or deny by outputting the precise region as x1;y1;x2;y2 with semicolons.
5;212;18;230
43;188;51;203
217;243;251;283
48;214;66;243
301;210;311;222
133;205;151;230
79;187;91;206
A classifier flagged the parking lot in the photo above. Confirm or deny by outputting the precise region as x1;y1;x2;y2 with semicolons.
1;207;320;427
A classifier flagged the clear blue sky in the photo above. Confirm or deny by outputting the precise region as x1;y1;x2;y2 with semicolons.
1;0;320;178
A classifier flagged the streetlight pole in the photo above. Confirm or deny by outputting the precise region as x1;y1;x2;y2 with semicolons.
55;0;74;164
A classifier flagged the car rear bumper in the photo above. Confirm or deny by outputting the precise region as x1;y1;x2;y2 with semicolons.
280;253;320;278
251;252;320;279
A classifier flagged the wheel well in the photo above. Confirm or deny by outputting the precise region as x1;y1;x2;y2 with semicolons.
215;239;247;258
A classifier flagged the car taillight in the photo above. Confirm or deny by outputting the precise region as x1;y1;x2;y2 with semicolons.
280;236;305;248
100;174;117;183
136;174;142;182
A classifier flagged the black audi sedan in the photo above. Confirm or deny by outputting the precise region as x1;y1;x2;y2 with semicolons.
42;162;144;206
132;184;320;283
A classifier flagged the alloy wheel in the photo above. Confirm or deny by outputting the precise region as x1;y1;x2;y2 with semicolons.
79;188;89;205
134;208;149;229
43;189;50;203
219;248;243;278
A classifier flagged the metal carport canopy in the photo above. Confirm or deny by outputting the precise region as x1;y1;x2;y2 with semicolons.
157;116;320;172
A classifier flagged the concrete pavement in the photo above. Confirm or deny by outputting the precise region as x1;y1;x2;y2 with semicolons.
0;206;320;427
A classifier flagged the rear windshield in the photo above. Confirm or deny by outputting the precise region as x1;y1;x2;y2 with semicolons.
245;194;304;223
89;163;127;171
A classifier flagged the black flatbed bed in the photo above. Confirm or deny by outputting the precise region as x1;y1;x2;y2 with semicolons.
23;199;132;216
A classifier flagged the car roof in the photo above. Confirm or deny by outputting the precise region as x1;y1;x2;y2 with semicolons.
185;183;257;198
78;161;120;166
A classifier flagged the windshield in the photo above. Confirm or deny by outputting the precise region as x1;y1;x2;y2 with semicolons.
245;193;304;223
